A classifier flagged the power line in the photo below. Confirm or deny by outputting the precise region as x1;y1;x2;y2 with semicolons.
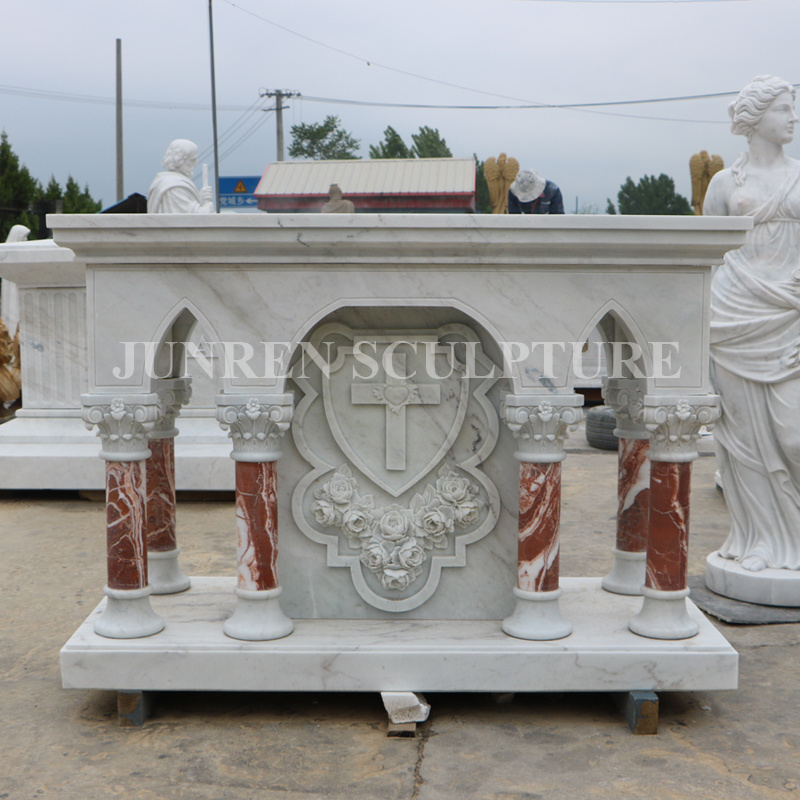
0;80;778;125
218;0;762;112
0;81;758;115
218;0;558;105
301;95;728;123
218;111;274;161
0;83;244;111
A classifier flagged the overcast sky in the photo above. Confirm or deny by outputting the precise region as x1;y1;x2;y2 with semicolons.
2;0;798;213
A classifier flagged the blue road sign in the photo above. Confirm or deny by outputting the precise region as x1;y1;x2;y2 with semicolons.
218;176;261;209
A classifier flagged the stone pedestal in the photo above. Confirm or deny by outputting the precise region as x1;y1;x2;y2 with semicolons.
0;238;233;491
705;552;800;606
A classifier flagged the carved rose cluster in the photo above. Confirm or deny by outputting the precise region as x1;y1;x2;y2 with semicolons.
311;464;484;591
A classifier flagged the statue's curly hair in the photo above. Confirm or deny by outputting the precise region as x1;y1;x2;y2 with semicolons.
161;139;197;172
728;76;796;186
729;75;796;139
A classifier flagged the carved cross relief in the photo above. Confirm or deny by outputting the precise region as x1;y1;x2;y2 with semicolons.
350;352;441;471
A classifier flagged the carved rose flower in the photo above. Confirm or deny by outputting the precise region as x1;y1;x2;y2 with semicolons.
454;499;481;526
378;505;411;542
397;539;426;571
342;506;372;542
325;470;358;505
435;471;471;504
416;504;454;548
381;568;414;591
311;498;339;527
360;540;388;572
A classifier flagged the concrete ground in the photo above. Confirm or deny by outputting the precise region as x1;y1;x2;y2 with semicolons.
1;426;799;800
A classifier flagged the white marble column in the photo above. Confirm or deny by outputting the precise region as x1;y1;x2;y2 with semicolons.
82;393;164;639
500;394;583;640
628;396;719;640
602;379;649;595
216;393;294;641
146;378;192;594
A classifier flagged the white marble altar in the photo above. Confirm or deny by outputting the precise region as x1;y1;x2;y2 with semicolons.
52;213;747;696
704;75;800;605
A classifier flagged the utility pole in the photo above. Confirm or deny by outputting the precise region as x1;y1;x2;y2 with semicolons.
208;0;220;212
115;39;124;202
259;89;300;161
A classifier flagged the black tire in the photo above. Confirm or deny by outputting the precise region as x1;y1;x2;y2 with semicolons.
585;405;618;451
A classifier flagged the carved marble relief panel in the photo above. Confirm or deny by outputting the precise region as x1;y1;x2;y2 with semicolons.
291;323;501;611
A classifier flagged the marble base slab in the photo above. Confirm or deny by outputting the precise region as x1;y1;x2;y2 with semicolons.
705;551;800;607
60;577;738;693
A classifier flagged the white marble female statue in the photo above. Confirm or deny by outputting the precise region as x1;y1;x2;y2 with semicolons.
147;139;214;214
704;75;800;572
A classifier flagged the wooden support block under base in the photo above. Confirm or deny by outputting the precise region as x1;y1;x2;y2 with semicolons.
117;690;153;727
387;721;418;737
615;690;659;734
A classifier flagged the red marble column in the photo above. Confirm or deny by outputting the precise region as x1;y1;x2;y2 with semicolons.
617;438;650;554
518;461;561;593
645;461;691;592
235;460;279;592
106;460;148;591
146;437;177;553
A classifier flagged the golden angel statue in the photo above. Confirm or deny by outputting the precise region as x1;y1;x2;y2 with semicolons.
689;150;724;215
483;153;519;214
0;317;21;407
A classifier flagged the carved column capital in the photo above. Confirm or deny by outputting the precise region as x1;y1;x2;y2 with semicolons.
151;377;193;439
81;393;161;461
643;395;720;462
501;394;584;463
603;378;647;440
216;392;294;462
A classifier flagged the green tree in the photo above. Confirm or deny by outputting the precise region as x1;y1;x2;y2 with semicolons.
474;156;491;214
288;115;360;160
606;174;692;215
62;176;102;213
411;126;452;158
369;126;414;159
0;131;41;240
42;176;63;204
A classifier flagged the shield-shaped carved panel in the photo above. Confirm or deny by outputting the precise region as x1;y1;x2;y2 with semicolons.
291;323;502;612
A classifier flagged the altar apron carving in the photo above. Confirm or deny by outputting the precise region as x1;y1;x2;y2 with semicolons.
291;324;501;611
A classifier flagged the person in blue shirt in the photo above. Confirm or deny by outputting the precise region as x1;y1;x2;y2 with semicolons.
508;169;565;214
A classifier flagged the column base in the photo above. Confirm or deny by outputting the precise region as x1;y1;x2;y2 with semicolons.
501;587;572;641
628;586;698;640
601;549;646;596
148;548;191;595
94;585;165;639
223;586;294;642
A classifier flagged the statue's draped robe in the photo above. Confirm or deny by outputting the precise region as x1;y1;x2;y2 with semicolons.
711;164;800;568
147;172;206;214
